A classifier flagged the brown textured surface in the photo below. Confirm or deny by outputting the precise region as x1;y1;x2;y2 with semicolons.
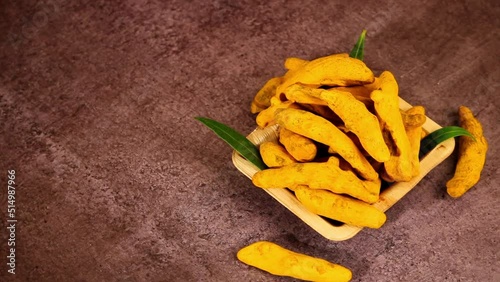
1;0;499;281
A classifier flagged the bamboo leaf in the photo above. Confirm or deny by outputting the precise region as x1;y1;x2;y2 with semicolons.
419;126;475;159
195;117;267;170
349;29;367;60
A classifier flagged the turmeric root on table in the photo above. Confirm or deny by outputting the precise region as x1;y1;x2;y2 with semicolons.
294;185;386;228
279;127;317;162
259;141;296;168
237;241;352;282
252;157;381;203
446;106;488;198
371;71;413;182
275;108;378;181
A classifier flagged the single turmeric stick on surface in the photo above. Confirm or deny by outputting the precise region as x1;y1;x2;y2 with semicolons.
446;106;488;198
237;241;352;282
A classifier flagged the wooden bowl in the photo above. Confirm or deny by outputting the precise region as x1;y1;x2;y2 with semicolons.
232;98;455;241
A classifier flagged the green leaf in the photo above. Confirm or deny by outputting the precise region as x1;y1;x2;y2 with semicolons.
419;126;475;159
349;29;367;60
195;117;267;170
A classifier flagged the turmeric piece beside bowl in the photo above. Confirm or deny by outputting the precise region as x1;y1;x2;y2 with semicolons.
446;106;488;198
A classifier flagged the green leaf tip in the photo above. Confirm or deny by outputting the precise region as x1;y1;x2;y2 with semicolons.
349;29;367;61
419;126;475;159
195;116;267;170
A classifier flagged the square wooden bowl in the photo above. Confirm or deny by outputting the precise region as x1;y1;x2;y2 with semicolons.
232;98;455;241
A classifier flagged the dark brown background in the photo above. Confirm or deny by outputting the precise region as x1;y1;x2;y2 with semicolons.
1;0;499;281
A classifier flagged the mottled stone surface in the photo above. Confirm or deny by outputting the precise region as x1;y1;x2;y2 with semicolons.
0;0;499;281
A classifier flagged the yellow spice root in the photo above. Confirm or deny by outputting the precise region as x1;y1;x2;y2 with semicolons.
402;106;426;178
446;106;488;198
401;107;426;128
299;103;341;122
334;77;380;107
284;57;309;71
250;102;266;114
294;185;386;228
318;87;390;162
252;157;380;203
279;127;317;162
371;71;413;182
276;53;375;96
284;84;328;105
275;108;378;181
250;76;283;113
256;97;300;128
237;241;352;282
284;84;389;162
259;141;296;167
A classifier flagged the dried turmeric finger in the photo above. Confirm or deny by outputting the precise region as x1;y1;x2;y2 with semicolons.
250;76;283;113
371;71;413;182
334;77;380;107
284;54;350;72
284;83;389;161
256;97;301;128
259;141;296;167
275;108;378;181
421;129;428;140
446;106;488;198
279;128;317;162
276;53;375;96
402;106;426;177
250;102;266;114
283;84;328;105
283;84;341;121
294;185;386;228
316;87;390;162
252;157;380;203
401;107;426;128
284;57;308;71
300;104;342;122
237;241;352;282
